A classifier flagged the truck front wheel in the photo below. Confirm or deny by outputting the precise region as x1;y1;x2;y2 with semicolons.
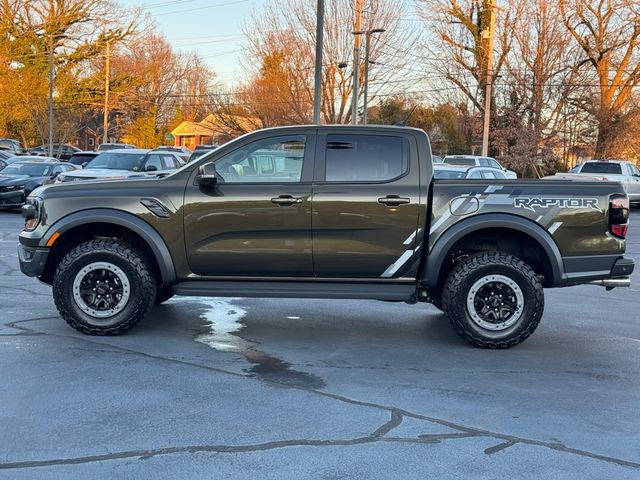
52;239;156;335
442;252;544;348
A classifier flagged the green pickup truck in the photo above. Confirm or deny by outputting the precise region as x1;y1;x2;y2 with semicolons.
18;126;634;348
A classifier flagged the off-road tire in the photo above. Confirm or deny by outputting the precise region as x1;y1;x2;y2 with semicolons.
442;252;544;349
53;239;156;335
154;286;174;305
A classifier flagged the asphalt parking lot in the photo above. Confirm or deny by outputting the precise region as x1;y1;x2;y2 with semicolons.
1;209;639;479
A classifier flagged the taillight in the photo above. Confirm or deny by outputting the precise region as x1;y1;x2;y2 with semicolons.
609;194;629;239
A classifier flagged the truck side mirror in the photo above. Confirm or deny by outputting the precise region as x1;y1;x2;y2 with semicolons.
197;162;218;187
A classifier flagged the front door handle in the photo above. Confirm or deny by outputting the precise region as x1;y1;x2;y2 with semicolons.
271;195;303;206
378;195;410;206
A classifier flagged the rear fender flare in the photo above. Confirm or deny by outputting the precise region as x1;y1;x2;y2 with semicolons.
422;213;565;287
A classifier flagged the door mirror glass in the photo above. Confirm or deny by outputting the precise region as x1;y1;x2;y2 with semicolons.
145;164;158;172
197;162;218;187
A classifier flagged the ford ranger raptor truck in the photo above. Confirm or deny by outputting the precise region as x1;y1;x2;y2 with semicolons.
18;126;635;348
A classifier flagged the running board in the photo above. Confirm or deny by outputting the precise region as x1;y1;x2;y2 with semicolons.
171;280;416;301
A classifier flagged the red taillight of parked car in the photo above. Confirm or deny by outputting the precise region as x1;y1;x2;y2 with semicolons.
609;194;629;239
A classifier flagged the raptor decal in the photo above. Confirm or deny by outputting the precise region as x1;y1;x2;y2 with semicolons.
514;197;599;212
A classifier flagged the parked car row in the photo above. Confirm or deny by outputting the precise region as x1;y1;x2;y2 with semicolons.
0;148;187;209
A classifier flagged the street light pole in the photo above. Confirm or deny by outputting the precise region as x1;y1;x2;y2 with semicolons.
361;28;385;125
103;40;111;144
312;0;324;124
48;34;54;157
350;0;363;125
481;0;496;157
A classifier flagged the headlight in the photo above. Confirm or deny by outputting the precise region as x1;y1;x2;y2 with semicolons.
5;185;22;190
22;197;43;231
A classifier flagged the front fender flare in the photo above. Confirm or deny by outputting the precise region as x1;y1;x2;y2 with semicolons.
422;213;565;288
40;208;177;284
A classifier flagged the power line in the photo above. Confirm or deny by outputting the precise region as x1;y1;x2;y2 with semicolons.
154;0;251;16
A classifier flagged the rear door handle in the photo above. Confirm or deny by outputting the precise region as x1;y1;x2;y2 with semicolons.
271;195;303;206
378;195;410;206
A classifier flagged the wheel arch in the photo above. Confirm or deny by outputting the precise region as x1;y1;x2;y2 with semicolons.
422;213;564;289
39;209;176;285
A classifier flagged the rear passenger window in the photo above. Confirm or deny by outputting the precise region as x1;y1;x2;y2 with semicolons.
324;135;408;182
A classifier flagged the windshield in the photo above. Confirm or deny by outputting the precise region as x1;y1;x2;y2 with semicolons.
1;163;51;176
86;152;146;171
444;157;476;166
434;169;467;179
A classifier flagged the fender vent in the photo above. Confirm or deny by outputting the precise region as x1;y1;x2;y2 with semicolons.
140;198;171;218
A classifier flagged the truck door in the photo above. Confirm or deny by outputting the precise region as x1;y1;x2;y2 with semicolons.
184;134;314;276
312;131;422;279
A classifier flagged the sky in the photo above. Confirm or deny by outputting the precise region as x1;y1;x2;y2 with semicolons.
119;0;420;87
119;0;265;85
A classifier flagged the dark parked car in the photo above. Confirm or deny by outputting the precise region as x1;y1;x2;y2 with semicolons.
0;138;27;155
67;151;100;167
433;164;508;179
56;149;184;182
0;161;77;208
188;144;219;163
97;142;137;151
29;144;81;161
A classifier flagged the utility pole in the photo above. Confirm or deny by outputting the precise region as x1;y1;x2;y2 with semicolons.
350;0;363;125
48;34;54;157
312;0;324;124
103;40;111;144
481;0;496;157
360;28;385;125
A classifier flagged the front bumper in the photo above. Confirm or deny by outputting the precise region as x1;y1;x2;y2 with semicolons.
0;189;25;207
18;244;49;277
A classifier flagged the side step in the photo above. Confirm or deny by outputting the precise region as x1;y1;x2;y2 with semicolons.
172;280;416;301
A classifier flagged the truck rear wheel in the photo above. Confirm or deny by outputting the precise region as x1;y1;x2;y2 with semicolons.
442;252;544;348
52;239;156;335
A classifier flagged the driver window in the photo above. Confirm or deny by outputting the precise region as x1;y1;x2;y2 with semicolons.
145;154;163;170
467;170;482;179
215;136;305;183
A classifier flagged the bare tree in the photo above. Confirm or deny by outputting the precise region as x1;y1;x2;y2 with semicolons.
559;0;640;158
416;0;519;113
233;0;418;125
505;0;579;143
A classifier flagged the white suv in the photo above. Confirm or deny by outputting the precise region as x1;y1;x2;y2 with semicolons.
443;155;518;179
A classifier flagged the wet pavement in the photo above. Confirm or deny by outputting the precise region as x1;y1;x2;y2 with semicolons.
1;210;639;479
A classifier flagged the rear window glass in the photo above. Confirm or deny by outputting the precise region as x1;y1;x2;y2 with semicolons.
86;152;146;171
325;135;408;182
2;163;51;176
434;169;466;179
444;156;475;166
580;163;622;174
